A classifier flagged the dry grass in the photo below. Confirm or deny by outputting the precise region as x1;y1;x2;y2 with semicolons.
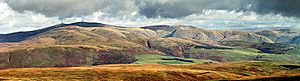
0;62;299;81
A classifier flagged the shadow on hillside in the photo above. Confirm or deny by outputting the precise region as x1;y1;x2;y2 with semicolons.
281;65;300;69
248;76;300;81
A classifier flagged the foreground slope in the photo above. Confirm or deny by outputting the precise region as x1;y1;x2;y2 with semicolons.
0;62;299;81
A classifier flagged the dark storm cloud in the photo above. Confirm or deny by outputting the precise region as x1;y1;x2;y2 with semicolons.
5;0;300;18
136;0;253;18
255;0;300;17
6;0;138;18
137;0;300;18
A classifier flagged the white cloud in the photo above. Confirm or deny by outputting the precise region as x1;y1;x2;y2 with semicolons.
0;2;59;33
291;23;300;32
0;1;297;34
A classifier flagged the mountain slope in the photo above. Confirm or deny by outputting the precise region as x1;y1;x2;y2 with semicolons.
142;25;274;43
0;23;225;68
256;29;300;44
0;22;108;42
1;22;300;68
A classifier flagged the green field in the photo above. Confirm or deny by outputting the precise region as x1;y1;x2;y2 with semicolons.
133;54;215;64
185;47;300;64
133;46;300;65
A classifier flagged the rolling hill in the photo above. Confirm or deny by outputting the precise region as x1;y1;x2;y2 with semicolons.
0;22;300;69
0;22;300;80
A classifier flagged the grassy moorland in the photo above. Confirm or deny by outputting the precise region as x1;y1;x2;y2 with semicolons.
0;62;299;81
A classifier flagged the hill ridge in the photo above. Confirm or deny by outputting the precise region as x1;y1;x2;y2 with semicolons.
0;22;109;42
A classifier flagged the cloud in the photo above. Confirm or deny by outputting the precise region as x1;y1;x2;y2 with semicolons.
136;0;252;18
0;1;60;33
137;0;300;18
254;0;300;17
0;0;298;34
6;0;139;18
4;0;300;18
291;23;300;32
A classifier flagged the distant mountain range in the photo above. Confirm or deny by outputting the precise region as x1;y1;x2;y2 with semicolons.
0;22;299;69
1;22;300;44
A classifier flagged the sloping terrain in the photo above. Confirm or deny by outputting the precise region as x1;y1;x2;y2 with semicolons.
0;22;108;42
0;62;299;81
0;22;300;69
142;25;274;43
0;22;225;68
256;29;300;44
0;22;300;80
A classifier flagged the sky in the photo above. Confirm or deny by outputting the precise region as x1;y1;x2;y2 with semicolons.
0;0;299;34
